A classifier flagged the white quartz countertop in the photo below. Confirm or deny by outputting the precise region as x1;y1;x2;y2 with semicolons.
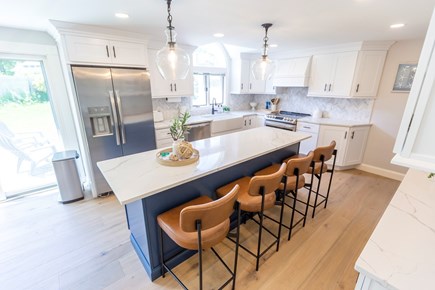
153;110;269;129
355;169;435;290
97;127;310;205
298;117;371;127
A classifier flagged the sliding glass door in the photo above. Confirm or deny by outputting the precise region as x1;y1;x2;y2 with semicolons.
0;58;63;197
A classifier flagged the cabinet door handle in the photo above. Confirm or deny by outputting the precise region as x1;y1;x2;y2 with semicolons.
324;83;327;91
112;46;117;58
170;84;173;92
351;131;355;139
328;84;332;92
344;131;347;139
303;126;311;129
356;84;360;93
106;45;109;58
244;120;247;126
174;83;177;92
249;119;251;126
250;83;252;90
241;83;243;90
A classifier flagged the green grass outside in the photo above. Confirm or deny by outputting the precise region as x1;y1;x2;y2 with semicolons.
0;102;56;134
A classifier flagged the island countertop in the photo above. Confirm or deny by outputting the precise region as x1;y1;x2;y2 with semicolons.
97;127;310;205
355;169;435;289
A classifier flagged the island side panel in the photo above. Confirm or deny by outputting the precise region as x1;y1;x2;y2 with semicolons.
126;143;299;280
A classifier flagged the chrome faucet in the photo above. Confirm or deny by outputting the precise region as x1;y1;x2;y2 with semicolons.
211;98;218;115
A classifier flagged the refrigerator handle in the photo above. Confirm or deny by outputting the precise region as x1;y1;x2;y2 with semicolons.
109;91;121;146
115;90;127;145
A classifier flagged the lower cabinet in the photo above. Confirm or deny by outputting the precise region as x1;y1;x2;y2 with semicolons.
317;124;370;168
355;273;387;290
242;114;266;130
155;127;172;149
296;122;320;155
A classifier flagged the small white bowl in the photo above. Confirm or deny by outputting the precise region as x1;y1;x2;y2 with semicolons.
249;102;258;110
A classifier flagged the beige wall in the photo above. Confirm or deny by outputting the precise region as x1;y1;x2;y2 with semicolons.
363;39;424;176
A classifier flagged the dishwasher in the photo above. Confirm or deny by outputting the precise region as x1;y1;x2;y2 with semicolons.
296;121;320;154
185;122;211;141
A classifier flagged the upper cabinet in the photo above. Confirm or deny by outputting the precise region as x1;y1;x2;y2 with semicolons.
307;50;387;98
50;21;149;67
392;9;435;172
273;56;312;87
230;58;276;95
64;35;148;67
148;49;194;98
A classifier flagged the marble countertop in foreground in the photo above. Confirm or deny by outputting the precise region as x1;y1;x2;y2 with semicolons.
97;127;310;205
355;169;435;290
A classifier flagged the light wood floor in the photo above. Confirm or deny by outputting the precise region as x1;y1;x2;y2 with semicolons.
0;169;400;290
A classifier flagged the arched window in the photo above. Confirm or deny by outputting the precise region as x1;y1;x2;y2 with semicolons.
192;43;227;107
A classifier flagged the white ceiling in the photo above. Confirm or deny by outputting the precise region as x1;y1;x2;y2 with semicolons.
1;0;435;53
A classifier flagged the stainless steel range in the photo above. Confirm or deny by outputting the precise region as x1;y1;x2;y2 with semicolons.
265;111;311;131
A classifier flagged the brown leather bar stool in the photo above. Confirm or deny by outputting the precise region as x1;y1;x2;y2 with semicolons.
255;152;314;240
284;140;337;218
216;163;286;271
157;185;240;290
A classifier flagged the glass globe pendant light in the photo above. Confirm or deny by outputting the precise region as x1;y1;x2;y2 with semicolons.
251;23;275;81
156;0;190;80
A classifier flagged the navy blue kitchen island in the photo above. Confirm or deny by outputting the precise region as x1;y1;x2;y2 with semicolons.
98;127;309;280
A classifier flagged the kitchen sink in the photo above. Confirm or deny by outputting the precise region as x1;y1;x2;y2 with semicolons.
200;113;239;120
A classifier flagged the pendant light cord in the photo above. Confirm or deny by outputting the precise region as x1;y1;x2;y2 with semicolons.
261;23;272;59
166;0;175;47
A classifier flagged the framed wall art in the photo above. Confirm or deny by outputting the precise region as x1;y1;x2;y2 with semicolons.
392;63;417;92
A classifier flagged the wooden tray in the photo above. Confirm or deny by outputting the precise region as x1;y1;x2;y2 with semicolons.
156;148;199;167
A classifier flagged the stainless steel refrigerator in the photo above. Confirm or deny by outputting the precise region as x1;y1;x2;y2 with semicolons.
71;66;156;195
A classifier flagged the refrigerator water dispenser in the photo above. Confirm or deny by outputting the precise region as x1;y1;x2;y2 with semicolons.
88;106;113;137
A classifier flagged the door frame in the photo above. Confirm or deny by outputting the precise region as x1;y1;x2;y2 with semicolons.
0;38;82;196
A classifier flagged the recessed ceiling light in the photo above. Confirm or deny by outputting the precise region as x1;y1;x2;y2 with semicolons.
213;33;224;38
269;44;278;48
390;23;405;29
115;13;129;19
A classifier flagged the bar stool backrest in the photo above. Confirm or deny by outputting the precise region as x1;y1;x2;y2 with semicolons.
180;185;240;232
286;151;314;176
248;163;286;196
313;141;336;162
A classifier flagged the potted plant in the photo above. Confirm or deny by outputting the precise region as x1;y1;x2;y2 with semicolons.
169;111;191;159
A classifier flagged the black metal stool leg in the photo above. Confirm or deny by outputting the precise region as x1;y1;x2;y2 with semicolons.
256;192;265;271
312;163;323;218
196;220;203;290
158;226;165;278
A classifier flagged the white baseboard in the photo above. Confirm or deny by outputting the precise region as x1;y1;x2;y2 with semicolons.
357;163;406;181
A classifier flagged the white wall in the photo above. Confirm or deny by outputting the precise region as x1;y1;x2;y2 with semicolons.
361;39;424;179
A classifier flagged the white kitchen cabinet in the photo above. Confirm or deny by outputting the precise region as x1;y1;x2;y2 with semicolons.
64;35;148;66
355;273;387;290
392;9;435;173
308;50;386;98
256;115;265;127
352;51;387;97
318;124;370;167
231;57;276;95
243;115;258;129
148;49;194;98
155;127;172;149
296;122;320;154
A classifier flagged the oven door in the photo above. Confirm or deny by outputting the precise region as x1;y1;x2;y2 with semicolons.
265;119;296;131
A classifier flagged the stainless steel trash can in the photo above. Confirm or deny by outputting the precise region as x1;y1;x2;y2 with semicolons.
52;150;84;204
